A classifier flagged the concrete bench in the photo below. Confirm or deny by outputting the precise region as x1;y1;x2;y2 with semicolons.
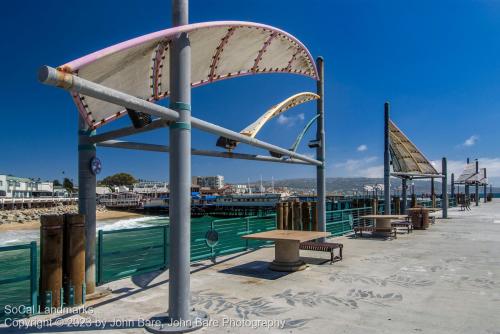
299;241;343;264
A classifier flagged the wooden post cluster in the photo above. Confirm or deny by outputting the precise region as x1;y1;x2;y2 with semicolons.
64;214;86;305
40;214;86;310
276;201;316;231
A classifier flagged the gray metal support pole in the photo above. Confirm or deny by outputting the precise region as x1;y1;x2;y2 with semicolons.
442;157;448;218
465;158;470;198
475;159;479;206
384;102;391;214
78;116;96;294
401;178;407;213
451;173;455;198
315;57;326;237
483;169;487;203
169;0;191;323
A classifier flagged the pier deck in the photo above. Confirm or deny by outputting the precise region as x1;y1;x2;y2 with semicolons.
3;200;500;333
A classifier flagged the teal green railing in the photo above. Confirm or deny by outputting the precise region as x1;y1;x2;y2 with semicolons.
326;207;373;234
0;242;37;320
96;214;277;284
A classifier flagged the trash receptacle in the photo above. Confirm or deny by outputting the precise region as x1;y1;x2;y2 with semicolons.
408;208;430;230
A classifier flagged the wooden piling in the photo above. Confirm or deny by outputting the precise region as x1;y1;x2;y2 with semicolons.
276;202;284;230
64;214;86;306
302;202;311;231
282;202;289;230
311;202;318;231
293;201;302;230
288;201;294;230
393;196;401;214
40;215;64;309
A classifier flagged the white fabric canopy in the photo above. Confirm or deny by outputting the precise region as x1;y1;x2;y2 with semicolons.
58;21;318;129
389;120;439;176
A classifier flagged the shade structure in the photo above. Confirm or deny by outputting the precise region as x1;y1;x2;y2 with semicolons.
216;92;319;150
389;120;439;177
456;164;487;185
57;21;318;129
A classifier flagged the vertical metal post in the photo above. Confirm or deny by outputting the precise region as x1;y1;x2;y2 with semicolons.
401;178;407;213
384;102;391;214
78;116;96;294
451;173;455;198
316;57;326;236
475;159;479;206
430;178;435;207
442;157;448;218
465;158;470;199
97;230;103;286
483;169;487;203
30;241;38;312
169;0;191;322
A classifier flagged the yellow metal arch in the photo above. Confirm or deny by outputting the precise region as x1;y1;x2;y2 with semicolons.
216;92;319;150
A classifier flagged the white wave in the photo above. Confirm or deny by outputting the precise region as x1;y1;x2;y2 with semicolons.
98;215;167;231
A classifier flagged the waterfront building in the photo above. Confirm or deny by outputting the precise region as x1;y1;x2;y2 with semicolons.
0;174;53;198
192;175;224;189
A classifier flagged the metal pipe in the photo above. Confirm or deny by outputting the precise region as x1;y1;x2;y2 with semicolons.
401;178;407;213
97;140;314;165
451;173;455;198
78;116;96;294
475;159;479;206
384;102;391;214
442;157;448;218
169;0;191;322
316;57;326;237
38;66;321;166
88;119;169;144
484;168;487;203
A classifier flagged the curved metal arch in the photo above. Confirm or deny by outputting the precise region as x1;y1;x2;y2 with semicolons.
216;92;319;150
58;21;318;129
269;114;319;158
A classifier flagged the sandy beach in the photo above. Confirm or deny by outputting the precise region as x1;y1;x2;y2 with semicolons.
0;209;143;232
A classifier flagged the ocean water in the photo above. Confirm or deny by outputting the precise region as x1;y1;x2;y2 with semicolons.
0;215;169;246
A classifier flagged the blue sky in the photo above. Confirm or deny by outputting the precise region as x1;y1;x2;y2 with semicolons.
0;0;499;184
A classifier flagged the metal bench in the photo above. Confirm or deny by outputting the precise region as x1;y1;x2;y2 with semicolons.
299;241;343;264
354;226;397;239
391;221;413;234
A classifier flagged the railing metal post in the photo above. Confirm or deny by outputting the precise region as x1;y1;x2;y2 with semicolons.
30;241;38;313
316;57;326;239
163;225;168;268
97;230;103;286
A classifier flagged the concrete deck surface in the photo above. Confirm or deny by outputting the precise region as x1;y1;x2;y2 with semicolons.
3;200;500;333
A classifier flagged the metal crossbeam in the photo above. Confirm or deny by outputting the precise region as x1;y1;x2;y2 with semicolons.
97;140;313;165
38;66;322;166
88;119;169;144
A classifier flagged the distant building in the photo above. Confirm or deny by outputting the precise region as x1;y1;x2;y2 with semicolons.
0;174;53;198
133;180;169;194
192;175;224;189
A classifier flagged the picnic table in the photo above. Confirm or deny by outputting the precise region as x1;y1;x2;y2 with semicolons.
242;230;330;272
360;214;409;230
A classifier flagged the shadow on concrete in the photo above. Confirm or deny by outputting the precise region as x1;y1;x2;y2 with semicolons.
219;260;291;280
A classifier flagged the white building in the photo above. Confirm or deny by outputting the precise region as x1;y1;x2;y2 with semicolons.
0;174;54;198
133;180;169;194
192;175;224;189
